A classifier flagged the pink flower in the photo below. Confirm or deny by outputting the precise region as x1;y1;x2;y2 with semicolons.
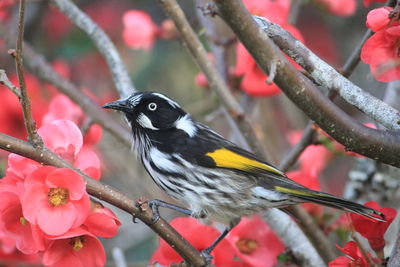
84;202;121;238
350;201;396;251
150;217;238;266
6;153;41;181
38;119;101;179
42;227;105;267
361;7;400;82
315;0;357;17
0;177;45;254
226;216;284;267
122;10;158;50
329;241;370;267
21;166;90;236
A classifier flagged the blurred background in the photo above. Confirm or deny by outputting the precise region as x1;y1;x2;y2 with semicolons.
0;0;398;265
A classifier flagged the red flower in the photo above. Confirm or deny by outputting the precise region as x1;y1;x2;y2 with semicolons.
38;119;101;179
363;0;386;7
42;227;106;267
150;217;238;266
329;241;369;267
122;10;158;50
83;202;121;238
315;0;357;17
242;0;290;24
350;201;396;251
226;216;284;267
361;7;400;82
287;171;322;215
287;131;333;176
0;176;45;254
21;166;90;236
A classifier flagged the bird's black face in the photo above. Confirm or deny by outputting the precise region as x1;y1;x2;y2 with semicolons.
103;92;196;135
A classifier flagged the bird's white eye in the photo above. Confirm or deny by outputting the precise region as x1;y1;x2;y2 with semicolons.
148;102;157;111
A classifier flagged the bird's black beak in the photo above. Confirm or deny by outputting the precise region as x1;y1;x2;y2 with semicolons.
102;99;130;112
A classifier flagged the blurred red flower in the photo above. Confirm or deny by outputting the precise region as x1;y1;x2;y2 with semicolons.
363;0;387;7
150;217;238;266
42;227;106;267
350;201;396;251
287;171;323;215
226;216;284;267
21;166;90;236
122;10;158;50
361;7;400;82
0;0;17;21
242;0;290;24
329;241;370;267
315;0;356;17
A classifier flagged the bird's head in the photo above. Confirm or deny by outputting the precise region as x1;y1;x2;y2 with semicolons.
102;92;197;137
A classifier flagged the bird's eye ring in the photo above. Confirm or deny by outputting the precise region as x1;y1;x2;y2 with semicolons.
148;102;157;111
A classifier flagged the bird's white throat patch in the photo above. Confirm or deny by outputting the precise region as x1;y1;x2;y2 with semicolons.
175;115;197;137
137;113;159;130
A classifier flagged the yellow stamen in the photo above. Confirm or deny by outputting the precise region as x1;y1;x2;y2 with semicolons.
236;238;258;254
48;188;69;207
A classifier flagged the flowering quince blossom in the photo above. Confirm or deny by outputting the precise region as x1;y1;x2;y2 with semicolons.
83;202;121;238
350;201;397;251
329;241;371;267
38;119;101;179
122;10;158;50
42;94;103;146
21;166;90;236
315;0;356;17
150;217;238;266
42;227;106;267
361;6;400;82
226;216;284;267
0;176;45;254
235;0;304;97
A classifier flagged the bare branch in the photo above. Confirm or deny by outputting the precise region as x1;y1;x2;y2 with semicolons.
0;132;208;267
253;16;400;131
214;0;400;168
13;0;43;148
0;69;21;98
52;0;134;98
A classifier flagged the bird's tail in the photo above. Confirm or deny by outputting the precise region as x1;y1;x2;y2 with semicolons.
274;186;386;221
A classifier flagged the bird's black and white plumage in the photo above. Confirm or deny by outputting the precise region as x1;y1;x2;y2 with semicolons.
103;92;384;226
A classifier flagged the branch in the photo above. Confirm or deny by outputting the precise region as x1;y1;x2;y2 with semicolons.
214;0;400;168
0;132;208;267
13;0;43;148
0;23;132;146
0;69;21;98
52;0;134;98
252;16;400;131
156;0;326;265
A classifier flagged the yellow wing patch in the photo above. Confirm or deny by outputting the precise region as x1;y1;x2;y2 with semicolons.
206;148;284;176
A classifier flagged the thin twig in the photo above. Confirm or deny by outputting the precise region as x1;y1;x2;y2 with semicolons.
13;0;43;148
0;132;208;267
0;69;21;98
52;0;134;98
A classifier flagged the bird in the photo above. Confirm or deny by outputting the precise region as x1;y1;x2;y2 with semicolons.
103;91;385;257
